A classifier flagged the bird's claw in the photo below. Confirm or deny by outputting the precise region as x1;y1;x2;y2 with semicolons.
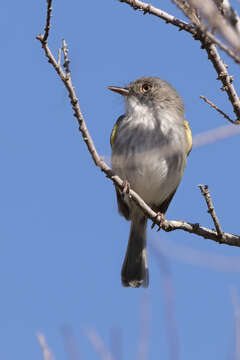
122;180;131;195
151;212;166;231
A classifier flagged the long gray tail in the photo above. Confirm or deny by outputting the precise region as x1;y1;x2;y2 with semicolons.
121;216;149;288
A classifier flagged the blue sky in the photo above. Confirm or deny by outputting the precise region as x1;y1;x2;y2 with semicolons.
2;0;240;359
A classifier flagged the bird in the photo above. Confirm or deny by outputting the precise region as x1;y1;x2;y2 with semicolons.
108;77;192;288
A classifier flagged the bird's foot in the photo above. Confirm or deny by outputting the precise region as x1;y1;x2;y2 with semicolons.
122;180;131;195
151;212;166;232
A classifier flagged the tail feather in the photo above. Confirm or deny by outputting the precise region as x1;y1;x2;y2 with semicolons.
121;216;149;288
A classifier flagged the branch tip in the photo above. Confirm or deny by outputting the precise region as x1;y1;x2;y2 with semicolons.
42;0;53;43
200;95;237;124
199;184;223;239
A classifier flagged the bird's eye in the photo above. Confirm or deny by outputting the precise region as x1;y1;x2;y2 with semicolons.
141;83;152;93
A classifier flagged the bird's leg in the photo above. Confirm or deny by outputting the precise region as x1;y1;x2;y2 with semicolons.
122;180;131;195
151;212;166;231
157;213;166;232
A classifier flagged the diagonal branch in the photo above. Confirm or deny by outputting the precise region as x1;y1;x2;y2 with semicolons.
171;0;201;25
189;0;240;50
198;184;223;239
37;333;55;360
42;0;53;43
213;0;240;35
36;0;240;247
200;95;237;123
85;328;115;360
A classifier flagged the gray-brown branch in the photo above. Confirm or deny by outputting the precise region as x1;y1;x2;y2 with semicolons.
198;184;224;239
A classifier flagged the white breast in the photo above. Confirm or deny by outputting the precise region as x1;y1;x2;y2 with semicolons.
126;97;156;130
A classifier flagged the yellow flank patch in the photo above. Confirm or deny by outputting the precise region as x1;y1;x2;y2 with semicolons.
110;123;118;147
110;115;124;147
184;120;192;155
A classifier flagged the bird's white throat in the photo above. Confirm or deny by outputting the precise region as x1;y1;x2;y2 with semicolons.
125;95;179;135
125;96;156;130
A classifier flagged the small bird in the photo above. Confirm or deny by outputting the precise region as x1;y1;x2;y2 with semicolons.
109;77;192;288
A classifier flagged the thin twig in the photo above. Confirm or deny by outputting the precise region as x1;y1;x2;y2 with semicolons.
37;333;55;360
57;47;61;67
193;123;240;147
42;0;53;43
189;0;240;50
121;0;195;31
200;95;239;124
153;236;240;273
199;184;224;240
62;39;70;77
213;0;240;35
119;0;240;123
86;328;115;360
172;0;201;24
36;0;240;247
201;43;240;123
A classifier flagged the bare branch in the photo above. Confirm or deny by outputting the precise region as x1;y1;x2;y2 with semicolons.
42;0;53;43
213;0;240;34
160;219;240;246
194;42;240;123
200;95;238;124
36;31;109;171
37;333;55;360
62;39;70;77
86;328;115;360
120;0;194;31
189;0;240;50
36;0;240;247
172;0;201;24
198;185;223;239
153;236;240;273
193;124;240;147
57;47;61;67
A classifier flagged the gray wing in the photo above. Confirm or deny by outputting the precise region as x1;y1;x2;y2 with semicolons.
111;115;130;220
154;187;178;214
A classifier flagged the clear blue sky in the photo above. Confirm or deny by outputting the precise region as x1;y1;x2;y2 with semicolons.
1;1;240;359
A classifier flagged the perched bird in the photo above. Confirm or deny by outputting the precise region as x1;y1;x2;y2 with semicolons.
109;77;192;288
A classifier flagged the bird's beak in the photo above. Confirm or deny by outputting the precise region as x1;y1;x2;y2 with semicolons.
108;86;129;96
